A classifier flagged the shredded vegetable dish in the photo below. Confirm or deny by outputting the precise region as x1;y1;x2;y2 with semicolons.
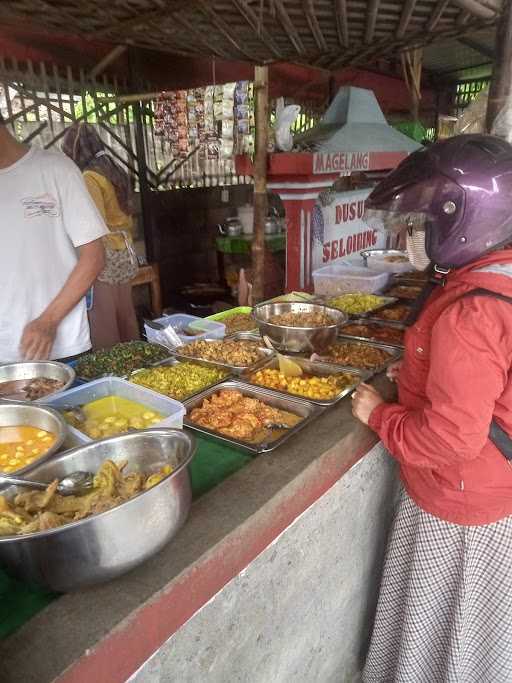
327;294;388;315
131;363;228;400
0;460;173;536
75;342;169;379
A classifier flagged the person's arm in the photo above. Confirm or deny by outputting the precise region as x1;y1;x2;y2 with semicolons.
20;239;105;360
367;298;511;469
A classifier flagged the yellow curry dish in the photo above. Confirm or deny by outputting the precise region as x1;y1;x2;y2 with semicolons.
0;426;57;474
0;459;173;536
64;396;163;440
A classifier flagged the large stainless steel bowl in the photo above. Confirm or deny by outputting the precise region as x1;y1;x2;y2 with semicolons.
0;361;75;401
0;402;66;476
0;429;196;591
252;302;348;353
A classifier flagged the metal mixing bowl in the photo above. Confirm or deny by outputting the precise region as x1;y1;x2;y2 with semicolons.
0;429;196;591
252;302;348;354
0;361;75;401
0;402;67;476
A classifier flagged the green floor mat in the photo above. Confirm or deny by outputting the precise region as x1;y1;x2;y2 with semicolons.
0;434;250;640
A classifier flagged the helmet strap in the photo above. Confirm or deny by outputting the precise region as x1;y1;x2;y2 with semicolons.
431;264;451;287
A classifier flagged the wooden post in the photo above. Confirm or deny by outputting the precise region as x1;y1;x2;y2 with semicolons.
486;0;512;133
133;101;157;262
252;65;269;302
401;48;422;122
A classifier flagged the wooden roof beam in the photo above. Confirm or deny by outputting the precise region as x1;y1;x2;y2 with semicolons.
274;0;306;54
426;0;450;32
304;0;328;52
171;12;232;60
451;0;499;19
334;0;349;47
365;0;381;44
197;1;260;61
396;0;418;38
90;45;127;79
93;1;203;39
231;0;283;58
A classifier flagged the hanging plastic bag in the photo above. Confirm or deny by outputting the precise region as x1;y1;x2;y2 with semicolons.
274;97;301;152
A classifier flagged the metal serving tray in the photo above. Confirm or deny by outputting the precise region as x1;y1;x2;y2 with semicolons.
75;343;173;383
183;379;323;454
383;284;423;301
316;339;403;376
170;339;274;376
337;319;406;349
129;357;233;402
238;356;370;406
223;331;262;342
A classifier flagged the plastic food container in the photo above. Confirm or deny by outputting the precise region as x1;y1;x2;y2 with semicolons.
312;264;390;296
41;377;185;447
144;313;226;346
206;306;253;323
360;249;415;274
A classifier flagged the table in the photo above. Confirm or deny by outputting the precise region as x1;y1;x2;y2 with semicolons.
131;263;162;317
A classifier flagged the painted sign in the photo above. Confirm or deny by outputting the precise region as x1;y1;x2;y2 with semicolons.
313;152;370;175
310;188;387;276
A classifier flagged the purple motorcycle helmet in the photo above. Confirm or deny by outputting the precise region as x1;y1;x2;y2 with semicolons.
364;134;512;270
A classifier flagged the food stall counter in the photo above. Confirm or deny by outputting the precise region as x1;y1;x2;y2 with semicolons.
0;374;398;683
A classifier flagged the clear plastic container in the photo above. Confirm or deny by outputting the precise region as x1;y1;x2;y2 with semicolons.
312;264;390;296
144;313;225;346
41;377;185;447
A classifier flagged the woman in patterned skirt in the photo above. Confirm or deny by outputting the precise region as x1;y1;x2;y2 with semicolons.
62;123;140;349
352;134;512;683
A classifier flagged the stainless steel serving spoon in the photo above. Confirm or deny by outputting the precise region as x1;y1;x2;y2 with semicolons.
0;470;94;496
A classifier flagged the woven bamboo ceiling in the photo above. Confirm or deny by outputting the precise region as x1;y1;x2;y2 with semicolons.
0;1;501;70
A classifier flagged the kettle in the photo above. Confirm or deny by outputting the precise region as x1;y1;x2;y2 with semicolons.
218;217;243;237
264;208;281;235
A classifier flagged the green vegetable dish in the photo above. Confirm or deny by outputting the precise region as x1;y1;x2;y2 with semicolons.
75;342;170;380
130;363;229;400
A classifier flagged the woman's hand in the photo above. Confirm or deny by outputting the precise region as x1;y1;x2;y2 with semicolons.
386;360;403;383
352;383;385;425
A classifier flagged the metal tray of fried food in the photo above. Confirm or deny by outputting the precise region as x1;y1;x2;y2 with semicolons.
314;339;403;376
129;357;233;402
183;379;323;453
383;284;424;301
337;319;406;349
170;339;274;375
238;356;370;406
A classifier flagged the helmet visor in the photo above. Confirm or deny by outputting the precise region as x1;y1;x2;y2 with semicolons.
363;207;428;235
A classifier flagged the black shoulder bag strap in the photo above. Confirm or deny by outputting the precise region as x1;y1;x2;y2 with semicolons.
462;287;512;461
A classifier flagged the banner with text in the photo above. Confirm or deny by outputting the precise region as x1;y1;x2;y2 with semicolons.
310;187;387;275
